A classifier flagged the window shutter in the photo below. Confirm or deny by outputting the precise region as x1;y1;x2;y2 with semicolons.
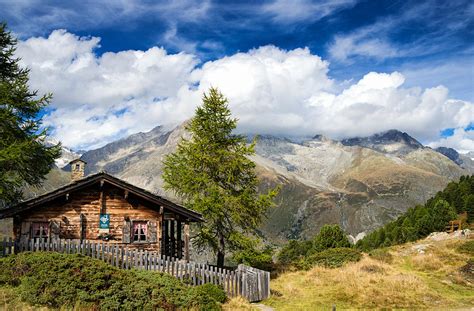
123;219;131;243
49;220;61;241
148;220;158;243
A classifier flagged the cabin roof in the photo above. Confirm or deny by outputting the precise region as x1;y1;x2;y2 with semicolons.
69;158;87;164
0;172;203;222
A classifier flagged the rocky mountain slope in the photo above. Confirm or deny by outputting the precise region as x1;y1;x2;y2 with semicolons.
435;147;474;172
58;124;471;244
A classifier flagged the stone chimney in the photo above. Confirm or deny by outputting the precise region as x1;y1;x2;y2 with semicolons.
70;159;86;181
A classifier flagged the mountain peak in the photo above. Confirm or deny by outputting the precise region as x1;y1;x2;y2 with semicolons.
311;134;331;142
341;129;423;154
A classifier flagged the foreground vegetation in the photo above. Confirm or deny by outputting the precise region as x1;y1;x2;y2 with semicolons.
0;23;61;208
276;224;361;270
0;252;226;310
264;237;474;310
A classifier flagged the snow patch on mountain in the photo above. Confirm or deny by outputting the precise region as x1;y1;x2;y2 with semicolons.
45;138;82;168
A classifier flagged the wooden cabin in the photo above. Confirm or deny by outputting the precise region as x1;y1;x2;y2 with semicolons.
0;159;203;260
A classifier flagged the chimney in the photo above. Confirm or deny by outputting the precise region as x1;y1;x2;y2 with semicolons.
70;159;86;181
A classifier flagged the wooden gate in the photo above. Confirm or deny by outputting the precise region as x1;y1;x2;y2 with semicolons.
238;264;270;302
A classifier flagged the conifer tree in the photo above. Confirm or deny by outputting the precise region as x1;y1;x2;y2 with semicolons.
465;194;474;223
0;23;61;207
163;88;278;267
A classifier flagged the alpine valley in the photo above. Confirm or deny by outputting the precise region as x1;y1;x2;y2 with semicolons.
44;124;473;245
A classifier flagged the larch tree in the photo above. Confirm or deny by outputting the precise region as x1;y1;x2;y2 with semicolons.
163;87;278;267
0;23;61;208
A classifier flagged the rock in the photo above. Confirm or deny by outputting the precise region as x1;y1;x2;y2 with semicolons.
412;244;430;254
427;229;471;241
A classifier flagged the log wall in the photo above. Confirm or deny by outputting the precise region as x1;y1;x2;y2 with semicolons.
13;183;163;251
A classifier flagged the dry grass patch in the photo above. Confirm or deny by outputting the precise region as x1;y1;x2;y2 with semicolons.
222;297;259;311
266;256;446;310
0;286;50;311
266;238;474;310
411;253;444;272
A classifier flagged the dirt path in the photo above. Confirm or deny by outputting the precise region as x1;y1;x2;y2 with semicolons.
252;303;275;311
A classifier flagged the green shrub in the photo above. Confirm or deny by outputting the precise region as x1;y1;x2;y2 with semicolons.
312;224;351;252
277;240;313;265
456;240;474;256
296;248;362;270
278;224;353;268
368;248;393;264
0;252;225;310
233;245;275;271
189;283;227;311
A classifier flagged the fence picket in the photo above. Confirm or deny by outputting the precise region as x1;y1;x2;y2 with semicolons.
201;264;205;285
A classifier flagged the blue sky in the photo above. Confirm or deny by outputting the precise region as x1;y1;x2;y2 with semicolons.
1;0;473;151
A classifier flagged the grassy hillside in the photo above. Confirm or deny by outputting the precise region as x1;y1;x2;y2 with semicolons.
247;236;473;310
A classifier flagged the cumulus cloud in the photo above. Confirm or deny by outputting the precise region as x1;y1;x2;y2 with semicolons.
17;30;199;148
16;30;474;152
428;128;474;154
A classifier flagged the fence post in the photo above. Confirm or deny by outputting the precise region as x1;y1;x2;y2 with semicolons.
2;237;6;256
8;237;13;255
125;247;129;269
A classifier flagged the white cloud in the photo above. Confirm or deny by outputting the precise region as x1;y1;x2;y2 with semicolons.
263;0;357;24
329;35;399;62
17;30;199;148
2;0;211;37
327;1;474;62
401;57;474;102
428;128;474;154
16;30;474;152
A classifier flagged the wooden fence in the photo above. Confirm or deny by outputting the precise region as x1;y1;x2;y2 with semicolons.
0;238;270;302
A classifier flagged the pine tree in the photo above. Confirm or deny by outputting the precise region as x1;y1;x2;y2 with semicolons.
465;194;474;223
163;88;278;267
0;23;61;207
312;224;351;251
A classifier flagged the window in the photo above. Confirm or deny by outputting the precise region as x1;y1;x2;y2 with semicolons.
75;163;80;170
132;221;147;242
31;222;49;240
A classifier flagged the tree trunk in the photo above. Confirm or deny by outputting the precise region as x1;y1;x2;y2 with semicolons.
216;231;226;267
217;250;225;268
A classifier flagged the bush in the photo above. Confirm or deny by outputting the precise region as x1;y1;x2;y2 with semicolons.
296;248;362;270
312;224;351;252
0;252;225;310
232;245;275;271
456;240;474;256
190;283;227;310
277;224;352;267
277;240;313;265
368;248;393;264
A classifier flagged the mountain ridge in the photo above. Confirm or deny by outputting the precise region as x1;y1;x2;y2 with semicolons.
51;126;471;244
